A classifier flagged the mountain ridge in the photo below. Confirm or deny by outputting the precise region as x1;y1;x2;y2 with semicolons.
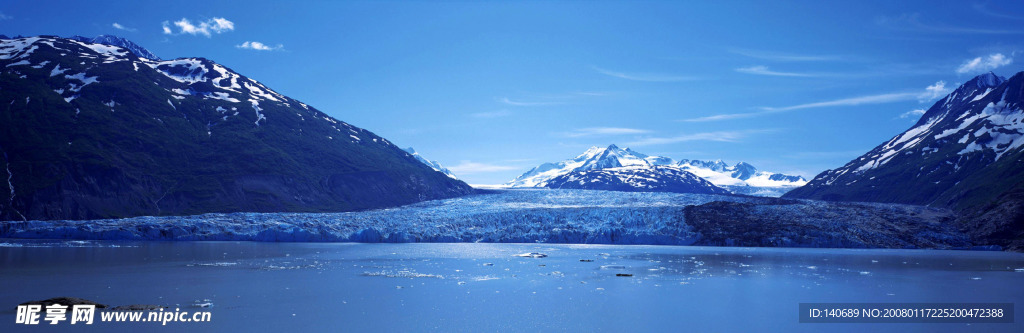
509;144;806;196
403;147;457;179
783;71;1024;250
0;35;471;221
69;35;161;61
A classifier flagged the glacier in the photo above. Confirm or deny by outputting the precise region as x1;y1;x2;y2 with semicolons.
0;189;972;249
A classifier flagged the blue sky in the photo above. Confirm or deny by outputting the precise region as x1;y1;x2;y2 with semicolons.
3;1;1024;184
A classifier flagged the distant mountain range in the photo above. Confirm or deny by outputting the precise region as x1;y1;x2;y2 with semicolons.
785;72;1024;250
509;144;805;196
403;147;457;179
0;35;471;220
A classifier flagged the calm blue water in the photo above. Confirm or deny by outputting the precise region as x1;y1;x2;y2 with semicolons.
1;240;1022;332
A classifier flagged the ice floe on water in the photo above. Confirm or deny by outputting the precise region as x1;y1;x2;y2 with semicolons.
362;270;444;279
188;262;239;267
192;299;214;308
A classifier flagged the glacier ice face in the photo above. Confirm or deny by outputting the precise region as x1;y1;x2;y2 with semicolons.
0;189;969;249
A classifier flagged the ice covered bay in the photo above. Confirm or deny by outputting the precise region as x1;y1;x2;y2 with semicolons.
1;241;1022;332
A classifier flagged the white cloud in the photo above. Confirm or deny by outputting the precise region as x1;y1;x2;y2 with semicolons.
112;22;136;32
593;67;697;82
735;65;814;77
564;127;650;138
237;41;283;51
163;17;235;37
624;130;758;146
956;53;1013;74
210;18;234;32
900;109;927;119
0;12;12;20
448;161;521;174
918;81;950;102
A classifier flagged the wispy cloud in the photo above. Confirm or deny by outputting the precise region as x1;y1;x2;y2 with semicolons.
956;53;1013;74
681;110;781;122
564;127;651;138
593;67;698;82
575;91;614;97
163;17;234;37
0;12;11;20
470;110;512;118
624;130;768;146
498;97;562;106
899;109;927;119
783;149;871;159
448;161;521;174
683;81;949;122
877;13;1024;35
729;48;844;62
111;22;137;32
237;41;283;51
973;3;1024;20
764;92;918;112
735;65;816;77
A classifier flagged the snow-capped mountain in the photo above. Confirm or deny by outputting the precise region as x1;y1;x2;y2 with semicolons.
785;72;1015;206
508;144;805;196
784;71;1024;249
544;165;730;194
675;160;806;187
0;35;471;220
403;147;457;179
69;35;160;60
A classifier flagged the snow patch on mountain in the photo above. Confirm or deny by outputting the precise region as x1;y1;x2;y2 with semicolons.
404;147;457;179
509;145;806;196
69;35;160;61
544;165;730;194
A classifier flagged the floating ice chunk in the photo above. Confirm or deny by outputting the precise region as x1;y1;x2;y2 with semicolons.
363;270;443;279
515;252;548;258
193;262;238;267
192;299;213;308
472;275;499;281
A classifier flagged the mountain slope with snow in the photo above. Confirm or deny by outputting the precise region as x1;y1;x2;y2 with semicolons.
69;35;161;61
508;144;805;196
784;72;1015;206
544;166;731;194
784;71;1024;250
0;35;471;220
403;147;457;179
